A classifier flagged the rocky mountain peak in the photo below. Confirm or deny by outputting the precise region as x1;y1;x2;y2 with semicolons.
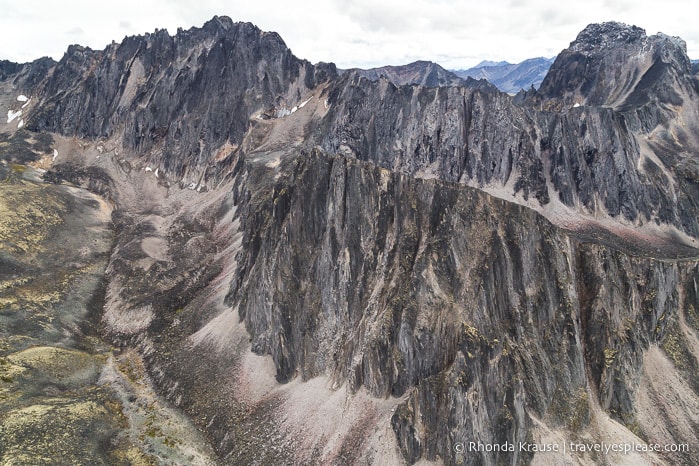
536;21;696;111
353;60;468;87
3;17;699;466
15;15;330;188
201;14;236;32
570;21;646;52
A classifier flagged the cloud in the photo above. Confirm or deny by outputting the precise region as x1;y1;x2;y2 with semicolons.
0;0;696;67
66;27;84;36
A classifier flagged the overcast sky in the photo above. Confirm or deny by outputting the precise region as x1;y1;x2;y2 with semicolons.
1;0;697;69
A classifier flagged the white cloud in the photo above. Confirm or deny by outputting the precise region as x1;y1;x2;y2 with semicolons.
0;0;695;68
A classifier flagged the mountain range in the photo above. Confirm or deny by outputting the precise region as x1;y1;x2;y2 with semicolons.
1;17;698;465
452;56;555;93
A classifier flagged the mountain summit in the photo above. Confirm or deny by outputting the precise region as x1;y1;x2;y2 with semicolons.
537;21;697;110
1;17;698;466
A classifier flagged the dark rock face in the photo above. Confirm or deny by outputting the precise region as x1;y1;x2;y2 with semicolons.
10;19;699;237
228;149;699;464
537;22;696;111
0;57;55;89
315;55;699;237
3;16;699;466
0;60;23;81
24;16;336;184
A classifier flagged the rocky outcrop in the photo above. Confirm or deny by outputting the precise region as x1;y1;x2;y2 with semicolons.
0;57;55;86
84;143;698;464
537;22;695;110
2;16;699;466
223;147;699;464
22;16;336;186
314;75;547;201
7;19;699;237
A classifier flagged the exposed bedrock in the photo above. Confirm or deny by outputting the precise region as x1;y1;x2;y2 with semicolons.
5;20;698;239
221;148;699;464
2;16;699;466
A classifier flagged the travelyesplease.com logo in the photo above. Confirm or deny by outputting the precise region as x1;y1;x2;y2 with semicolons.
453;441;690;455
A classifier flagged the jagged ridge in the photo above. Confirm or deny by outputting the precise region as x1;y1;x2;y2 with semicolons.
2;17;699;466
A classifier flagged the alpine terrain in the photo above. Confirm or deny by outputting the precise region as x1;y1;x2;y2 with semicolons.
1;17;698;465
453;57;554;94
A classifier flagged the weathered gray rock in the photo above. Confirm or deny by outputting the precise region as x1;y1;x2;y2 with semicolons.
8;19;699;238
3;16;699;466
23;16;336;186
224;148;699;464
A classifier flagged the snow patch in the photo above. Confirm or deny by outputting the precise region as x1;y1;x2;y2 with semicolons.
298;96;313;108
145;166;153;172
274;96;314;118
154;168;159;178
275;107;292;118
17;95;28;102
17;119;24;129
7;109;21;123
573;102;581;108
52;149;58;162
21;99;30;109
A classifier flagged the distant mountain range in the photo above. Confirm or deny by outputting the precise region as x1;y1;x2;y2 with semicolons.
350;60;464;87
452;57;555;94
349;56;696;96
350;60;498;93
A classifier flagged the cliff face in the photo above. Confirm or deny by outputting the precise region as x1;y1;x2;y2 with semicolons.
314;67;699;238
2;17;699;466
19;16;336;186
230;148;699;464
8;20;699;237
533;23;699;237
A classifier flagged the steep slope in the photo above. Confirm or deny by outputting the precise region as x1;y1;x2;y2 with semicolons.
13;16;336;189
7;19;697;240
226;147;699;465
529;23;699;242
537;22;696;111
1;17;699;466
40;141;697;465
313;28;699;240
